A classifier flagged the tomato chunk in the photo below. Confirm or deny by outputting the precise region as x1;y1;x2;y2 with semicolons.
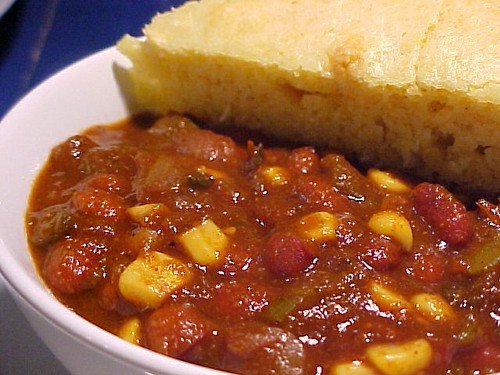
71;188;125;220
43;238;107;294
288;147;320;175
144;304;215;357
360;235;402;271
293;175;350;212
225;322;305;375
82;173;131;195
208;282;270;318
412;183;473;247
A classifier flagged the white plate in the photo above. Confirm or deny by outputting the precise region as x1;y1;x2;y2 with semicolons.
0;0;15;18
0;46;227;375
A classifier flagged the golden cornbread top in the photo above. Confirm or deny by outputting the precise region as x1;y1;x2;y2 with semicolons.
145;0;499;103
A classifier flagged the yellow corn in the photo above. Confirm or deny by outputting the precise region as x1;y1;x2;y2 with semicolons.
127;203;168;226
118;251;191;309
368;211;413;251
368;281;411;313
297;211;339;242
259;166;290;187
367;168;411;193
366;339;432;375
118;317;141;345
179;219;229;265
411;293;456;322
331;361;376;375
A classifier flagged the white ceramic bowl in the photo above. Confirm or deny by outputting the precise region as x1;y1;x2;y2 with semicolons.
0;47;228;375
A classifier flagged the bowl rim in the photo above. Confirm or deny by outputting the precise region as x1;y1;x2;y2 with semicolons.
0;46;229;375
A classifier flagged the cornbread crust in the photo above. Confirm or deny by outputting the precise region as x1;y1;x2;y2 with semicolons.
117;0;500;192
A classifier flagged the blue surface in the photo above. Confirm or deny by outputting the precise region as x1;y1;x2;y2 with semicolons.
0;1;184;373
0;0;184;117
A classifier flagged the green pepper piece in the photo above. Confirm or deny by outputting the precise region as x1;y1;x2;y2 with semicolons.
467;236;500;275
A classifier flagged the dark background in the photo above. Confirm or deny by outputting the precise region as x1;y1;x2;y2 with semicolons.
0;1;183;373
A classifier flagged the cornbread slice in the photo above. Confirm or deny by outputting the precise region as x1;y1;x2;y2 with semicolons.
117;0;500;193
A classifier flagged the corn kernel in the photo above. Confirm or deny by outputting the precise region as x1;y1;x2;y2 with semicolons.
368;281;411;313
367;168;411;193
411;293;456;322
179;219;229;265
259;166;290;187
366;339;432;375
331;361;376;375
118;251;191;309
297;211;339;242
118;317;141;345
127;203;168;226
368;211;413;251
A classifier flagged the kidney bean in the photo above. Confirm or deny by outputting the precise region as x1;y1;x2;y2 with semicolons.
263;232;314;278
144;304;216;357
71;188;125;220
43;238;107;294
360;235;402;271
288;147;320;175
412;183;473;247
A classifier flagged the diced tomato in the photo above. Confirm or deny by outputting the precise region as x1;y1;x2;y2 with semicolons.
98;262;137;315
224;322;305;374
360;235;402;271
412;183;473;247
476;199;500;226
43;238;107;294
252;195;300;228
463;343;500;373
78;145;138;177
293;175;351;213
50;135;97;168
208;282;270;318
288;147;320;175
71;188;126;220
410;251;446;283
263;232;314;278
144;304;216;357
82;173;131;195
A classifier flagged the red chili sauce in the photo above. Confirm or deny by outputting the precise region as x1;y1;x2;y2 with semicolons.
26;114;500;375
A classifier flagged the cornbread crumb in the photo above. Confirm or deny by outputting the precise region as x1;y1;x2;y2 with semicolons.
117;0;500;193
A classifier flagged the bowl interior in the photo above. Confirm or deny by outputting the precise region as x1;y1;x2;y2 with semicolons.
0;47;129;284
0;47;227;375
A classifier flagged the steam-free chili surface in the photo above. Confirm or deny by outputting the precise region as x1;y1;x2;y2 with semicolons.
27;114;499;375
